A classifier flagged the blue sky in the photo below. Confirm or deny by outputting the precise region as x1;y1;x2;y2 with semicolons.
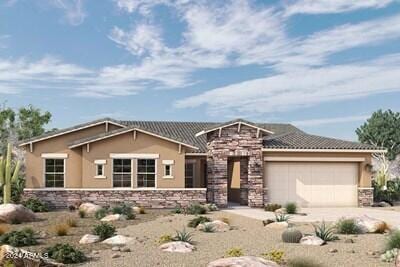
1;0;400;141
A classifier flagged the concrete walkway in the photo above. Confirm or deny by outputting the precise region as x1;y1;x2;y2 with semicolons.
223;206;400;225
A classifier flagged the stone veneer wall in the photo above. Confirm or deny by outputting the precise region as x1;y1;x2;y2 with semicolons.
240;158;248;205
23;189;207;209
207;125;264;208
358;188;373;207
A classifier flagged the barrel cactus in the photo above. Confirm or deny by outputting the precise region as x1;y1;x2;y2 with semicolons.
281;228;303;243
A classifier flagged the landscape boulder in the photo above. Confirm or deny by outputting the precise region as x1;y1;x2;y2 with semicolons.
264;221;288;230
79;234;100;244
396;251;400;267
207;256;279;267
101;214;126;222
0;245;63;266
79;203;102;215
102;235;133;246
300;235;325;246
355;215;387;233
197;220;230;232
0;204;36;223
133;207;141;213
159;241;195;253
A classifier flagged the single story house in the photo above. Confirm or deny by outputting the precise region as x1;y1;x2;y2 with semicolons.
19;118;384;209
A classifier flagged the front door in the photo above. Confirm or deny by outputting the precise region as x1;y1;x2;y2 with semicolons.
228;158;241;203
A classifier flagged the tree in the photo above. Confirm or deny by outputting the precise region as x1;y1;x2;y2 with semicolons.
0;105;16;153
356;109;400;161
16;105;52;141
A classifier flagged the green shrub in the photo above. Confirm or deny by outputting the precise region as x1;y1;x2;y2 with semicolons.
201;224;215;233
373;178;400;203
313;221;338;242
78;210;86;218
381;248;399;262
285;202;297;214
275;213;290;222
262;249;285;265
173;228;193;244
95;208;107;220
92;222;116;240
336;218;361;234
264;203;281;212
0;228;37;247
188;216;211;228
23;198;49;212
111;203;135;219
45;243;86;264
158;234;173;244
386;230;400;250
287;258;322;267
225;247;244;257
187;204;206;215
172;206;182;214
282;228;302;243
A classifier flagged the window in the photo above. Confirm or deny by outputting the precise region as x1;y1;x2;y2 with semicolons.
164;164;172;177
45;159;65;188
137;159;156;187
113;159;132;187
94;160;106;178
185;162;195;188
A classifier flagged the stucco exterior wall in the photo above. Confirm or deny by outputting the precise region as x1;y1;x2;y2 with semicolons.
81;131;186;188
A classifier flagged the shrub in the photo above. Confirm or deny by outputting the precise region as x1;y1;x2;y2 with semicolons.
23;198;49;212
158;234;173;244
386;230;400;250
262;250;285;265
45;243;86;264
92;222;116;240
68;205;76;212
264;203;282;212
173;228;193;244
285;202;297;214
66;217;77;228
313;221;338;242
0;224;9;235
0;228;37;247
138;207;146;214
381;248;399;262
111;203;135;219
188;216;211;228
282;228;302;243
225;247;244;257
336;218;361;234
201;224;215;233
287;258;322;267
187;204;206;215
275;213;290;222
95;208;108;220
78;210;86;218
172;206;182;214
204;203;218;211
54;224;69;236
373;178;400;203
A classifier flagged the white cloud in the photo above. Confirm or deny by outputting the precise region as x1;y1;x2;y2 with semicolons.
291;115;369;127
52;0;87;26
284;0;393;16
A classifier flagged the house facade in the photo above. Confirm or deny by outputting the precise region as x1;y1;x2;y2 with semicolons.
19;118;384;209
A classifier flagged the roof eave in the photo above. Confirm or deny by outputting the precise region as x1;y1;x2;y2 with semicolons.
195;121;274;137
262;148;387;153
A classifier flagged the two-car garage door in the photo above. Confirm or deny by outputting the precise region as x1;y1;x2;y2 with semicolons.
265;162;358;207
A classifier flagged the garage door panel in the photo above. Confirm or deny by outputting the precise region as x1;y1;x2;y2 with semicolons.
266;162;358;207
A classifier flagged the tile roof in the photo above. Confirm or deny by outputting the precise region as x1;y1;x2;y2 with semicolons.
264;131;382;150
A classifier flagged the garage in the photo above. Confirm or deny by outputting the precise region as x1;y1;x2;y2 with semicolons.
265;162;359;207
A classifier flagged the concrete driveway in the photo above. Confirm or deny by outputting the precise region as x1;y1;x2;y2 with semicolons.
223;206;400;226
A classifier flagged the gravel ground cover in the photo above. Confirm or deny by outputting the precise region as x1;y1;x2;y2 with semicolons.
81;211;392;267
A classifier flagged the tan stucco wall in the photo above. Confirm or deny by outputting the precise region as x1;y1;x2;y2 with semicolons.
263;151;373;187
81;131;186;188
24;123;120;188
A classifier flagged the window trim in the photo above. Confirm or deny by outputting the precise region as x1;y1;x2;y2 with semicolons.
43;158;66;188
111;158;133;188
94;163;106;179
163;164;173;179
136;158;157;188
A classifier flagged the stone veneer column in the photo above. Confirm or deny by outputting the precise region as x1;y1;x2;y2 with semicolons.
358;188;373;207
247;149;264;207
240;158;248;205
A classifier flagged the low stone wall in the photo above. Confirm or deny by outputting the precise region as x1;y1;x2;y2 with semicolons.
23;188;207;209
358;187;374;207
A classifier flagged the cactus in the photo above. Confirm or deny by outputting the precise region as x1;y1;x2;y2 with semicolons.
0;144;21;204
281;228;303;243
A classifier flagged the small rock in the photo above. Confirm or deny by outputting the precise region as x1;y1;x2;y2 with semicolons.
329;248;338;253
348;250;356;254
121;247;131;252
112;246;120;251
79;203;102;215
264;221;288;230
196;220;230;232
38;231;47;239
91;250;99;255
159;241;195;253
101;214;126;222
344;238;354;243
300;235;325;246
262;219;275;226
111;253;120;259
102;235;133;246
79;234;100;244
207;256;279;267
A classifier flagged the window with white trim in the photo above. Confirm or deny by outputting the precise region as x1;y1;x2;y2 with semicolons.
45;159;65;188
113;159;131;187
137;159;156;187
94;160;106;178
164;164;172;177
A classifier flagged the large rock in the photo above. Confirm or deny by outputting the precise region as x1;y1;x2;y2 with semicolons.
197;220;230;232
0;204;36;224
264;221;288;230
133;207;141;213
102;235;133;246
207;256;279;267
79;203;102;215
396;251;400;267
300;235;325;246
79;234;100;244
159;241;195;253
101;214;126;222
0;245;62;266
355;215;387;233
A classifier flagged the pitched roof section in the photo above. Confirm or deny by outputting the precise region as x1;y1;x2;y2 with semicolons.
264;131;385;151
195;118;275;137
18;118;125;146
68;125;200;150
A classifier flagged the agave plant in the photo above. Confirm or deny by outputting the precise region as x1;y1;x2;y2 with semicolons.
275;213;290;222
313;221;338;242
173;228;194;244
0;144;21;204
